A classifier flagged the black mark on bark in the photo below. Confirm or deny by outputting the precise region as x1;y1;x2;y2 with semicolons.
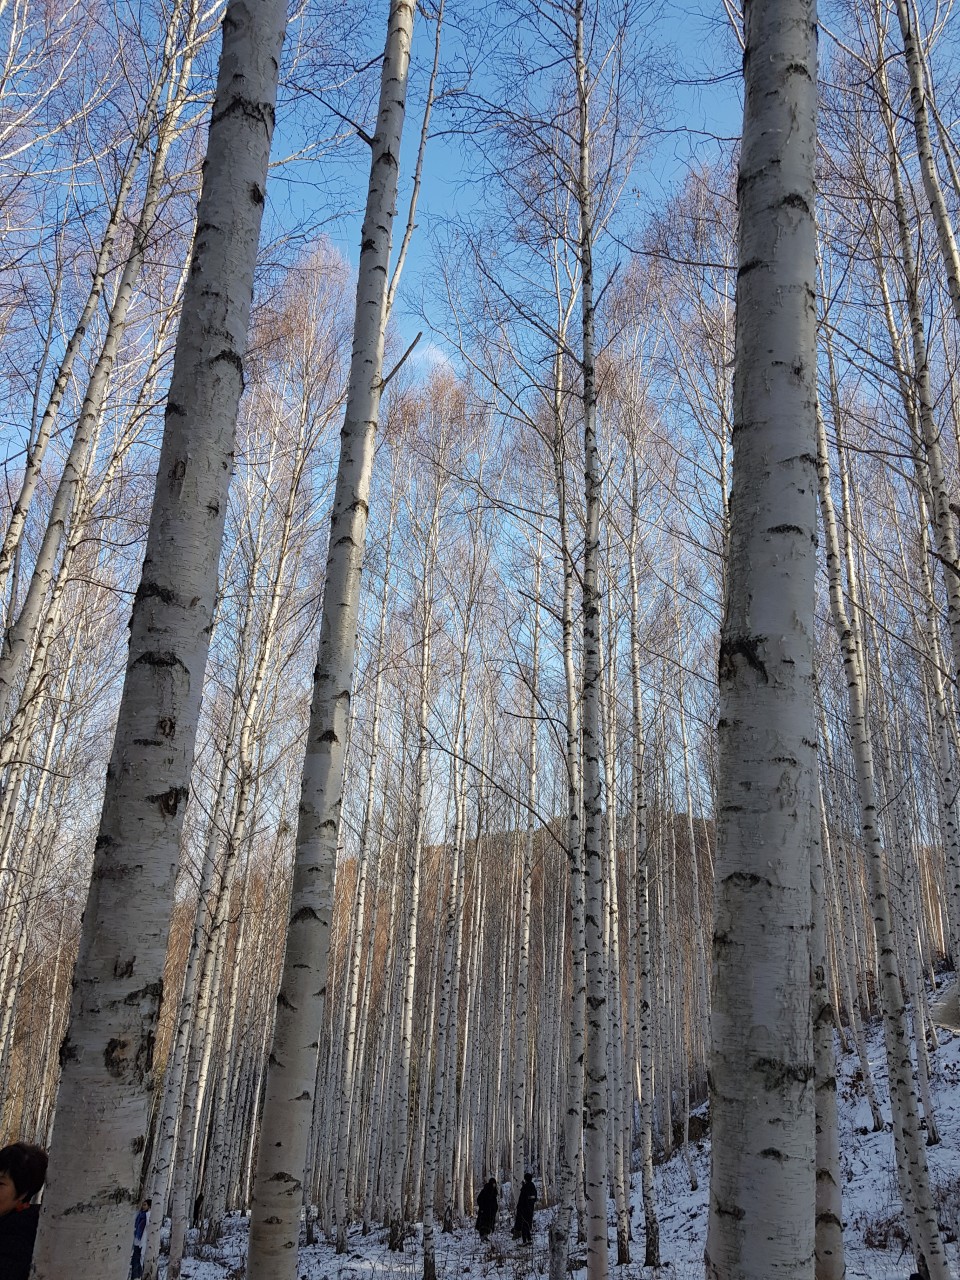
104;1038;128;1077
147;786;188;817
718;635;768;683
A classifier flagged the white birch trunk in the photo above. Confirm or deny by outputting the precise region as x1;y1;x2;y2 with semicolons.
511;546;539;1204
362;839;402;1233
818;780;884;1132
388;557;434;1247
573;7;608;1269
652;781;672;1166
628;525;659;1267
206;868;255;1232
873;689;941;1148
637;796;659;1266
439;724;475;1233
333;513;395;1252
142;766;235;1280
167;856;237;1279
32;4;285;1273
547;424;587;1280
882;116;960;699
245;3;413;1273
666;782;697;1195
812;795;844;1280
706;1;819;1276
351;822;386;1229
422;736;467;1280
456;871;485;1220
815;405;948;1277
600;618;629;1264
412;860;445;1219
913;511;960;967
893;0;960;327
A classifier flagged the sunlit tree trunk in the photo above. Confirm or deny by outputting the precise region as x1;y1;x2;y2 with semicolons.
547;352;587;1280
706;1;819;1277
245;2;414;1273
817;773;883;1132
573;4;608;1270
388;485;440;1248
333;491;397;1252
511;541;539;1204
33;3;285;1273
893;0;960;326
600;604;629;1263
815;403;948;1278
628;505;659;1268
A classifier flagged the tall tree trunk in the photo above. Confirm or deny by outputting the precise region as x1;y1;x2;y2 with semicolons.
511;541;539;1206
705;1;819;1277
893;0;960;327
812;792;844;1280
245;5;414;1272
628;513;659;1267
574;5;608;1273
600;606;629;1263
547;372;587;1280
388;527;437;1248
815;404;948;1277
422;672;470;1280
32;4;285;1274
333;495;396;1252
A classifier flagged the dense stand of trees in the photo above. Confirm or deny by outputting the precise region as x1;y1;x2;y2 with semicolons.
0;0;959;1278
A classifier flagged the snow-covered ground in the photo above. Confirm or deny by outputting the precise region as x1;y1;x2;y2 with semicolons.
176;1017;960;1280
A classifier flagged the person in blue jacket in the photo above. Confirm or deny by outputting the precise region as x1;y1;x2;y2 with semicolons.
130;1197;151;1279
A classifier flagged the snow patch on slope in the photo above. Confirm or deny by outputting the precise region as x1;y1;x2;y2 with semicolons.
171;1016;960;1280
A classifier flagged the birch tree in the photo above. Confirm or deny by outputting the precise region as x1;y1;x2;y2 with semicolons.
245;1;416;1273
891;0;960;328
811;798;843;1280
572;2;609;1272
816;393;949;1278
32;2;287;1272
706;2;819;1279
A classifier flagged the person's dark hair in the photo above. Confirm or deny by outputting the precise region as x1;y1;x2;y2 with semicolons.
0;1143;47;1202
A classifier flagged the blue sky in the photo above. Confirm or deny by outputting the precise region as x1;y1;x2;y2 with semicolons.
270;0;745;360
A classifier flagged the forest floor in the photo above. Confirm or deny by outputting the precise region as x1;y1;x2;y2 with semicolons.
177;1015;960;1280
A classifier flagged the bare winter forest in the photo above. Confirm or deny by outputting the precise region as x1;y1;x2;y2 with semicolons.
0;0;959;1277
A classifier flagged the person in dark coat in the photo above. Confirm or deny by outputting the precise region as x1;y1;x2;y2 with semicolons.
511;1171;536;1245
475;1177;498;1238
0;1141;48;1280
